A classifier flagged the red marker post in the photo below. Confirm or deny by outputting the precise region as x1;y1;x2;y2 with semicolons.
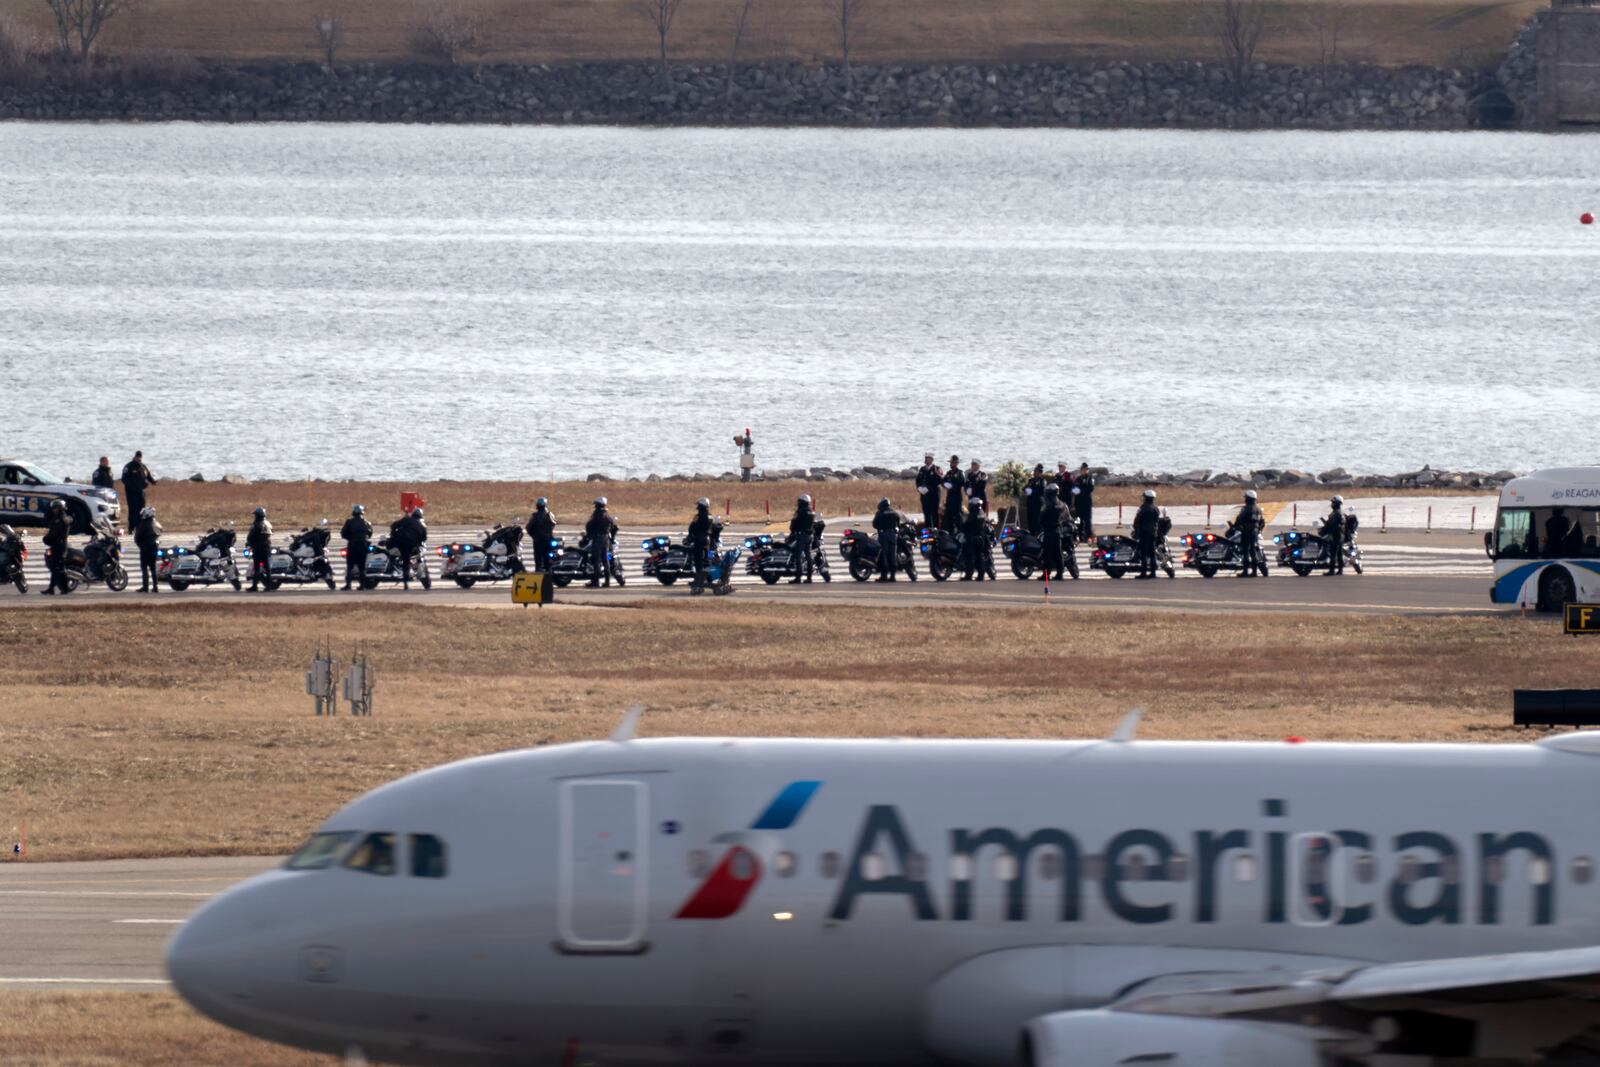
1583;212;1595;225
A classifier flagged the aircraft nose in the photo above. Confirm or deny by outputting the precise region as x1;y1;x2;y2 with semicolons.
166;890;251;1018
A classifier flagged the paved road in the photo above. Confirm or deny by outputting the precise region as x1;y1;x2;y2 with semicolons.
0;856;277;990
3;526;1496;614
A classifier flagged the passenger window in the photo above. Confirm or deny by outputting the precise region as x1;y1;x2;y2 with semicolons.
1353;853;1378;884
949;854;974;881
1039;851;1062;881
687;849;710;878
818;851;841;878
861;852;886;881
410;834;446;878
1167;854;1191;882
773;850;798;877
1232;854;1258;882
285;831;358;870
1573;857;1595;885
905;851;927;881
344;832;397;876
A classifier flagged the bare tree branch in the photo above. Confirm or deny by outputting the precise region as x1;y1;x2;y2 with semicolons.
1193;0;1267;95
634;0;686;84
313;5;344;72
39;0;138;63
728;0;757;100
839;0;869;94
412;1;483;65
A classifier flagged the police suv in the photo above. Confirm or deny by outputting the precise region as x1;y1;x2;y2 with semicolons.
0;458;120;534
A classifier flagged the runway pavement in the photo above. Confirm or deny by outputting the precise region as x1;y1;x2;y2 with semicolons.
3;525;1497;614
0;856;277;990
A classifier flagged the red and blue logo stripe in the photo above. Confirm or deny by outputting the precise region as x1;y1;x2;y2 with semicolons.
676;780;821;920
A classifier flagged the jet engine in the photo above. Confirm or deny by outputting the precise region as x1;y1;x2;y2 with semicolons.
1025;1009;1327;1067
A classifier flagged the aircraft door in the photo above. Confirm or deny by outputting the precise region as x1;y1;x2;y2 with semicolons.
559;779;650;952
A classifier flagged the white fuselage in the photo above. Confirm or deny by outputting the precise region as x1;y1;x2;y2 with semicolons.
168;736;1600;1066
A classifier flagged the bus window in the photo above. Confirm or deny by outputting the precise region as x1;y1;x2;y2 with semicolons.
410;834;447;878
344;832;397;876
1494;509;1532;559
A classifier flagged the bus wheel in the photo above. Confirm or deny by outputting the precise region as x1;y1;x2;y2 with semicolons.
1539;567;1576;614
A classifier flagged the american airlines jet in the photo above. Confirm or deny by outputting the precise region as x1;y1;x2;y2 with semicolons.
168;712;1600;1066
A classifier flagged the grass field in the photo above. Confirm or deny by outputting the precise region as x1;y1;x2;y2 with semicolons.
2;0;1538;72
111;477;1480;532
2;991;324;1067
0;601;1573;862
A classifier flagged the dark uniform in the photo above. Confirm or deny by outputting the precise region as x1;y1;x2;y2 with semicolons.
246;514;274;591
686;506;716;584
42;505;71;594
962;507;996;581
341;512;373;589
134;511;162;592
1075;468;1096;539
1546;509;1572;561
941;465;965;534
1231;500;1266;578
966;466;989;516
91;462;115;490
1133;498;1161;578
585;505;614;587
915;460;942;531
392;512;429;588
1322;505;1346;575
1040;490;1065;580
872;503;900;582
526;505;556;573
120;454;156;525
1023;471;1047;533
787;502;816;583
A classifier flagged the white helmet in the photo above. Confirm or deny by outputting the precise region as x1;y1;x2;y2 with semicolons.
1244;490;1258;501
696;497;710;508
535;497;548;508
1331;495;1344;506
139;507;154;520
798;494;812;505
1143;489;1157;499
594;496;608;506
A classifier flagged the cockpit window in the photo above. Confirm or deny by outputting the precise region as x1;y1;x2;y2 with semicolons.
410;834;447;878
285;831;358;870
343;832;397;876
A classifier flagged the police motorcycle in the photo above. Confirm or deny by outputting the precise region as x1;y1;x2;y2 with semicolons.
249;519;337;590
1177;526;1265;580
1275;513;1363;576
1092;512;1176;579
359;534;434;590
0;525;28;593
690;543;742;597
159;524;242;591
439;519;526;588
549;531;626;588
744;520;832;585
1001;521;1080;581
642;523;721;587
61;522;129;592
838;523;917;582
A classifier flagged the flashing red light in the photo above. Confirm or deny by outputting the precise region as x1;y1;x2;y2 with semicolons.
1286;736;1306;744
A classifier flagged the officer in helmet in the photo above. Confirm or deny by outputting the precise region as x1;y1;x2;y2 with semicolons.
341;503;373;590
1133;489;1161;579
134;506;163;593
584;496;614;588
1039;484;1065;580
390;506;429;589
1230;489;1267;578
941;456;965;534
872;497;900;582
686;497;717;585
42;500;71;595
526;497;556;574
788;494;816;584
1322;495;1346;575
246;506;274;592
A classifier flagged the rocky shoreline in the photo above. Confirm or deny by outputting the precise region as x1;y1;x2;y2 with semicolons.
0;57;1515;129
574;465;1513;489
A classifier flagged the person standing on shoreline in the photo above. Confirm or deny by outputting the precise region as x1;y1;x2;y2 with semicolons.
120;451;157;526
915;454;941;531
91;457;114;490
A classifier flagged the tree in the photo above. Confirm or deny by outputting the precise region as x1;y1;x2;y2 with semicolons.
727;0;757;101
313;5;344;71
838;0;869;94
40;0;138;63
412;1;483;65
1193;0;1267;94
635;0;686;84
1307;0;1348;70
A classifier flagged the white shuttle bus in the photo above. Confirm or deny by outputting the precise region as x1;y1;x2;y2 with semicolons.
1486;466;1600;611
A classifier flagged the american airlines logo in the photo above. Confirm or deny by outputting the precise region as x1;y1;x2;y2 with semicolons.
675;780;822;919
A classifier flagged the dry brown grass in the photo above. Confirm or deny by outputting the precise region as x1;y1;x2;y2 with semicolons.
124;478;1479;532
2;991;325;1066
0;0;1537;72
0;602;1573;862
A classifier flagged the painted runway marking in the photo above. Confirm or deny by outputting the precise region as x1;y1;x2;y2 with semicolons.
0;890;213;898
0;977;171;985
112;918;185;924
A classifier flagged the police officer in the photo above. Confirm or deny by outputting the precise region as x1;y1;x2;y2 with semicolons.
1546;507;1572;561
962;502;997;581
941;456;965;534
134;506;163;593
686;497;717;585
391;507;429;589
914;454;942;531
341;504;373;590
787;495;816;584
872;498;900;582
1039;485;1065;581
1075;463;1097;539
1133;489;1160;579
966;459;989;516
526;498;556;574
91;457;114;490
1230;490;1267;578
1322;496;1346;575
585;497;613;588
1023;464;1047;533
246;507;273;592
120;451;157;525
41;500;71;595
